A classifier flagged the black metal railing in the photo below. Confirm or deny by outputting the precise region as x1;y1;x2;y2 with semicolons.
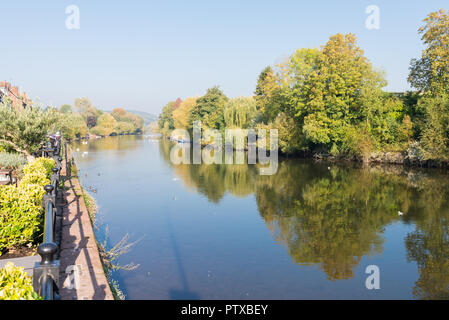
33;134;63;300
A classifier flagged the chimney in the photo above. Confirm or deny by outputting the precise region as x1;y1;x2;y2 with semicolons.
11;86;19;97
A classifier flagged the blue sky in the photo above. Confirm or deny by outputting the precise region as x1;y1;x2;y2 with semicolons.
0;1;447;113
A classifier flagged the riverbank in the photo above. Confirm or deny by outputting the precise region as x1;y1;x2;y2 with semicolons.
73;132;144;141
163;135;449;169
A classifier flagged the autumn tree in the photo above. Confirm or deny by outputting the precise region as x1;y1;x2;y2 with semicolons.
172;97;197;129
91;113;117;136
111;108;127;120
172;98;183;111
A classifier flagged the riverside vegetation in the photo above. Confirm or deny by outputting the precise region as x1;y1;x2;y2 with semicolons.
0;94;143;299
158;10;449;166
0;158;54;300
58;98;145;139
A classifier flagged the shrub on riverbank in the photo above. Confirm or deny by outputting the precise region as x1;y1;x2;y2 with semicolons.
22;157;55;184
0;158;55;254
0;262;42;300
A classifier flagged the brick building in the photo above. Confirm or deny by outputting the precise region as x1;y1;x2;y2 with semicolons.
0;81;33;112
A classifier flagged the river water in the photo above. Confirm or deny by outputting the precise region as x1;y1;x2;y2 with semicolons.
72;135;449;300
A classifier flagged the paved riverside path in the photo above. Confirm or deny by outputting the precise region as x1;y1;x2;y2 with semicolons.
58;151;114;300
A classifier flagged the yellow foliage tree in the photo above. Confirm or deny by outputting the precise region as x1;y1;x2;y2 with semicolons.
172;97;197;129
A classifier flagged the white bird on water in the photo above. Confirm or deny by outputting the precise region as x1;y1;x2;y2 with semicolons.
398;211;404;216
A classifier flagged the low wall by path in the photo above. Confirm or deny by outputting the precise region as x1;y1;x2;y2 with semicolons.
58;147;114;300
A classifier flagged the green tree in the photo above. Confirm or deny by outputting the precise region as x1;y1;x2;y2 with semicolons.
417;94;449;160
158;101;176;133
58;112;88;139
408;10;449;160
115;121;135;134
409;9;449;93
60;104;72;114
91;113;118;136
275;34;400;156
0;100;59;160
75;97;99;128
223;97;257;128
255;66;282;123
189;87;228;130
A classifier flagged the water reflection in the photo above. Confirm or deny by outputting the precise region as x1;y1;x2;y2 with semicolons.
159;139;449;297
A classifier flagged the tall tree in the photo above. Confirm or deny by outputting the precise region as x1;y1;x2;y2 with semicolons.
408;10;449;160
409;9;449;93
189;87;228;130
75;97;99;128
158;101;176;132
254;66;282;123
173;97;197;129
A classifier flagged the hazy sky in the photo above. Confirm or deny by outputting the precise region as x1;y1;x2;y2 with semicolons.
0;1;447;113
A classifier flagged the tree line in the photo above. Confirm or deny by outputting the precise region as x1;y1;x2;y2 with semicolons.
0;96;145;160
158;9;449;163
58;97;145;139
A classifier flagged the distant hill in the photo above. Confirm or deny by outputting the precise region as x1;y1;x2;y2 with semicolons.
127;110;159;125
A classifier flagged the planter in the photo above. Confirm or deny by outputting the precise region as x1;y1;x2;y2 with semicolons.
0;168;13;185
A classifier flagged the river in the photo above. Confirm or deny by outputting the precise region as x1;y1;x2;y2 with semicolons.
72;135;449;300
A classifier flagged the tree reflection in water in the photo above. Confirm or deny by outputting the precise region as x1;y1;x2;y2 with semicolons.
159;138;449;298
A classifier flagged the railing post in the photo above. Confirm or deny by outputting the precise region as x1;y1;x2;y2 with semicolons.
33;185;60;300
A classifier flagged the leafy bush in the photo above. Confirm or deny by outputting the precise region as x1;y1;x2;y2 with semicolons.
418;94;449;160
0;100;59;157
21;157;55;186
0;152;26;169
0;157;55;254
341;126;375;159
0;184;45;252
0;262;42;300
